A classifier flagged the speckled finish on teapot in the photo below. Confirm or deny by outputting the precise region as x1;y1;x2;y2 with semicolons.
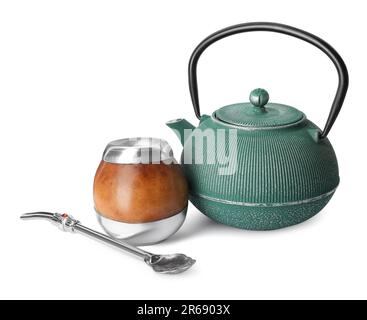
167;22;349;230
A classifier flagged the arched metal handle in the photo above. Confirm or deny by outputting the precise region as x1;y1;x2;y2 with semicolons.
188;22;349;139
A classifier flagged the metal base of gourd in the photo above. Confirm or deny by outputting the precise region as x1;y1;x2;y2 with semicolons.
96;208;187;246
190;192;335;230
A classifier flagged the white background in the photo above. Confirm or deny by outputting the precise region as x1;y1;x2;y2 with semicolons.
0;0;366;300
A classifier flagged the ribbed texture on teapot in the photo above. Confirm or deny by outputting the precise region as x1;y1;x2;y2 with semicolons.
181;122;339;205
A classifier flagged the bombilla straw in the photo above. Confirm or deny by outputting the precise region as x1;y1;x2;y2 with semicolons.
20;212;152;259
21;212;196;274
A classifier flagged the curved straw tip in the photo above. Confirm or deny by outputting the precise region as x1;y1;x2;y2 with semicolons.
20;213;32;219
20;212;54;220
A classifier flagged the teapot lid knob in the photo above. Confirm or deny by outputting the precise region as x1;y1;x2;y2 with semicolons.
249;88;269;108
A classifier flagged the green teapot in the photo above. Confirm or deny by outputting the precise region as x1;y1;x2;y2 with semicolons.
167;22;348;230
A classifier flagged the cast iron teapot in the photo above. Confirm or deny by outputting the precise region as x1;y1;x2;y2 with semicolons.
167;22;348;230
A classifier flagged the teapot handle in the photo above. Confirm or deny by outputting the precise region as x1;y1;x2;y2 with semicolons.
188;22;349;139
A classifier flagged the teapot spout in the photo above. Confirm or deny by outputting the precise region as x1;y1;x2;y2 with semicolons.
166;118;195;146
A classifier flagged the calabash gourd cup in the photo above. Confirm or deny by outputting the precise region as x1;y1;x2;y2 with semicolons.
93;138;188;245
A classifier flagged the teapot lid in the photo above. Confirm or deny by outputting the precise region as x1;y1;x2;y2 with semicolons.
102;137;175;164
214;88;305;128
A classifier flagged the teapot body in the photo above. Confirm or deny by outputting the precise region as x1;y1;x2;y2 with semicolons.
180;116;339;230
167;22;348;230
